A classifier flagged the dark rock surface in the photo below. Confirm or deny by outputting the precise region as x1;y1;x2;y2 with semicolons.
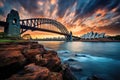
87;75;101;80
67;58;76;62
0;42;76;80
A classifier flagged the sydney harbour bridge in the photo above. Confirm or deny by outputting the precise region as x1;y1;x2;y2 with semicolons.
0;10;80;41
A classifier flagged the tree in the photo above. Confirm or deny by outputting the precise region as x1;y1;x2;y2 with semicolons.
0;32;5;38
22;34;32;40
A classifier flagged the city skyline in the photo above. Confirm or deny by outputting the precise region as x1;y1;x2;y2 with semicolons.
0;0;120;38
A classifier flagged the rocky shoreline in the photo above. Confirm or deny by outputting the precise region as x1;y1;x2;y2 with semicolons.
0;42;76;80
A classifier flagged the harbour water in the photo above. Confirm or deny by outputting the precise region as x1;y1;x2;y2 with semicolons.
38;41;120;80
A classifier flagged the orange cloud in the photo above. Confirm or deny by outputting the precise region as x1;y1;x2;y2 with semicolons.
95;9;107;17
0;1;3;7
50;0;57;5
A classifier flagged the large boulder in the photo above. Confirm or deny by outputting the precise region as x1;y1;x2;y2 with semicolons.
0;50;25;67
0;50;26;79
49;72;63;80
30;42;44;49
0;44;25;51
8;63;49;80
87;75;101;80
8;63;62;80
22;48;40;59
35;50;62;72
61;64;77;80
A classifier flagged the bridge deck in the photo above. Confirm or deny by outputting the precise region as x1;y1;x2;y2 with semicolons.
0;21;80;39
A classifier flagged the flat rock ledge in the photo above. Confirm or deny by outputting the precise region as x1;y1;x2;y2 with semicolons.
0;42;76;80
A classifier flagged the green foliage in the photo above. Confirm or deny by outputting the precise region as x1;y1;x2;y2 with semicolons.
0;39;16;42
114;35;120;40
108;35;120;40
0;32;22;40
22;34;32;40
0;32;5;38
0;39;25;43
0;32;25;42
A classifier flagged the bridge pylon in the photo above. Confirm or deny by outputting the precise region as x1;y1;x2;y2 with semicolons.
66;31;73;41
4;9;20;37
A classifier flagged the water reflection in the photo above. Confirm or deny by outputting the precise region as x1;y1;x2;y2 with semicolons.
38;41;65;50
38;41;120;60
38;41;120;80
65;42;84;52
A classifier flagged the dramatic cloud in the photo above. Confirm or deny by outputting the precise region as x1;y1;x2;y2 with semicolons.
0;0;120;36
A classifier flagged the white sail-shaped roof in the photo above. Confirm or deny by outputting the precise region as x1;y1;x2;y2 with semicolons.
81;32;105;39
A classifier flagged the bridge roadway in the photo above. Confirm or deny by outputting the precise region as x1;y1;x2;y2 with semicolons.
0;21;80;39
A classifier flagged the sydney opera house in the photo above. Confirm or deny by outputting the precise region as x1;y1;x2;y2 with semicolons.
81;31;106;39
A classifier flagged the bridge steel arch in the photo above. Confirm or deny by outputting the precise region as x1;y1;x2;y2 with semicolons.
20;18;69;35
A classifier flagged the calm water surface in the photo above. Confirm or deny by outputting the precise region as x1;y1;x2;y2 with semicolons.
38;41;120;80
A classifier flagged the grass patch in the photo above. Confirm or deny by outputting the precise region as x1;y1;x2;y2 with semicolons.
0;39;13;42
0;39;26;43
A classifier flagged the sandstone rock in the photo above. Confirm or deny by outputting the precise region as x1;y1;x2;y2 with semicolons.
30;42;44;49
21;48;41;62
0;50;26;79
35;54;42;62
23;48;40;56
0;62;24;80
0;42;44;51
49;72;63;80
0;50;25;67
24;63;41;72
35;50;62;72
0;45;24;51
35;56;48;66
21;43;46;63
8;63;50;80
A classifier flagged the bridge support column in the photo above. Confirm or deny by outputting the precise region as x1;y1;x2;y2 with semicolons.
66;31;73;41
4;9;20;37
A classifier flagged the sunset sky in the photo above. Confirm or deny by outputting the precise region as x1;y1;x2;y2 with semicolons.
0;0;120;38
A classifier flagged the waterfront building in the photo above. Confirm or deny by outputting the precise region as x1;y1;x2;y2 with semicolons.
81;31;105;39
